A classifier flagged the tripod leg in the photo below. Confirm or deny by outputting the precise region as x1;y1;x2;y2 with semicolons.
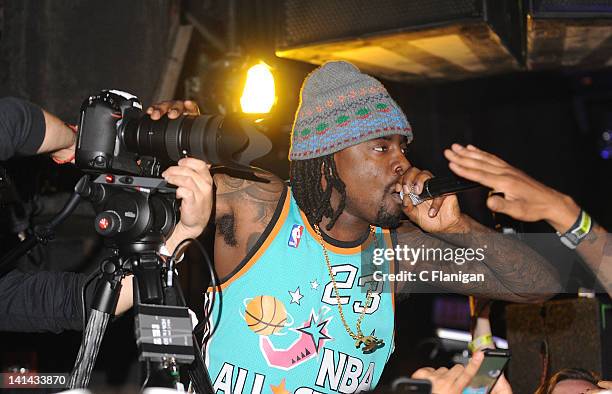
68;309;111;388
69;258;124;388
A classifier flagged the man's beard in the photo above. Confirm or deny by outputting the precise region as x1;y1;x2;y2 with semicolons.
373;202;402;229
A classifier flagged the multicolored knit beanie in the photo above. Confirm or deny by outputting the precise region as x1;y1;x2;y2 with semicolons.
289;61;413;161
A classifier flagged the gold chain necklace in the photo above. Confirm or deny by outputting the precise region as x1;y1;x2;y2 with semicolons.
313;224;385;354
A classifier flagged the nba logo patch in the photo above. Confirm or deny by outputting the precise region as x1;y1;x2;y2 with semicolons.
288;224;304;248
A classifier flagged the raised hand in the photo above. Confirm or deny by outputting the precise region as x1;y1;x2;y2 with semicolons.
444;143;580;232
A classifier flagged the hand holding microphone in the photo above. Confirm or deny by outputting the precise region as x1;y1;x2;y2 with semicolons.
397;166;479;233
399;176;481;206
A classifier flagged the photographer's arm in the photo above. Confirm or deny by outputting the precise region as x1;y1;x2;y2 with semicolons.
38;109;76;162
0;270;86;333
162;157;214;254
145;99;212;249
0;268;134;332
111;157;213;315
146;99;200;120
0;98;135;329
0;97;75;162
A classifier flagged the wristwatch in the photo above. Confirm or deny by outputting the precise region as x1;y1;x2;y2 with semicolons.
557;210;592;249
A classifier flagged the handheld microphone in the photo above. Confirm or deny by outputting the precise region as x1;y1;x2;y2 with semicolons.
399;176;481;205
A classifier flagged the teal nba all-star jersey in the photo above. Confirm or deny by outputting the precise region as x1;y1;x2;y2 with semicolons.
202;187;396;394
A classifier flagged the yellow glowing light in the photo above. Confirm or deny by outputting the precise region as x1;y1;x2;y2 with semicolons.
240;63;275;114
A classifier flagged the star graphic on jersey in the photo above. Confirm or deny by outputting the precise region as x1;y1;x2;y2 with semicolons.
310;280;319;290
289;287;303;305
296;312;332;352
270;378;290;394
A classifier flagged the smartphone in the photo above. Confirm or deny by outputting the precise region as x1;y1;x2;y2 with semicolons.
391;377;432;393
462;349;511;394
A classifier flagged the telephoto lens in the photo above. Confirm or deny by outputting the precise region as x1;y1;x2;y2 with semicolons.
121;112;267;170
76;90;272;175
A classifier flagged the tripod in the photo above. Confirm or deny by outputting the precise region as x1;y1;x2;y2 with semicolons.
68;174;215;392
70;240;210;391
0;174;215;392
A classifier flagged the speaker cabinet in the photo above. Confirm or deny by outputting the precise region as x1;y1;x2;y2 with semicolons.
527;0;612;70
275;0;524;81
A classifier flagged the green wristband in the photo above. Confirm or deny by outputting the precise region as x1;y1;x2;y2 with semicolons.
557;210;592;250
468;334;494;352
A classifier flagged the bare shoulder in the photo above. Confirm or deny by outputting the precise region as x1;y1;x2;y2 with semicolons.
213;171;286;278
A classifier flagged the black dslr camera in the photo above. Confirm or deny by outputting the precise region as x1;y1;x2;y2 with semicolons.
75;89;271;177
74;90;272;248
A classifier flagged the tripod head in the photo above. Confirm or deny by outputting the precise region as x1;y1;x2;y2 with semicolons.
85;174;179;307
86;174;177;252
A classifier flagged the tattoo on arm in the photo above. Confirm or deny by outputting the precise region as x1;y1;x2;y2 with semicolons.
395;218;562;302
604;231;612;257
586;229;599;244
577;223;612;297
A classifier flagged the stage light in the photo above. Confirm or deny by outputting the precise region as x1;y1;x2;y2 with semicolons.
240;62;275;114
193;57;276;116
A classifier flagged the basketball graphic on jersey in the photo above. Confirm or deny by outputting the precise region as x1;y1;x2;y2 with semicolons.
245;295;288;336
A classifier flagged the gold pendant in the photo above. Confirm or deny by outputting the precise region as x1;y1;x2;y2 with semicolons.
355;335;385;354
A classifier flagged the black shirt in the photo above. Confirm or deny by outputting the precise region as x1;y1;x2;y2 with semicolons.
0;97;46;161
0;97;89;333
0;269;88;332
